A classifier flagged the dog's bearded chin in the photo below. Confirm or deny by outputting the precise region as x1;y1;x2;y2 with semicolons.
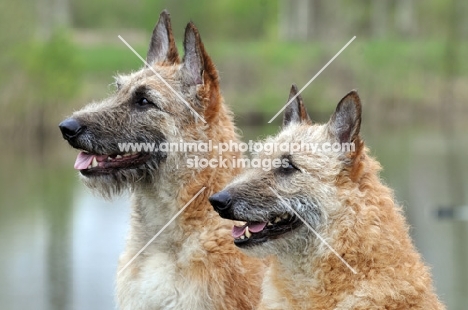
74;151;151;176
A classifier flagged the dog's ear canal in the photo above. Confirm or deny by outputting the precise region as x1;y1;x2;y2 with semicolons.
328;90;362;144
182;22;218;86
282;84;311;128
146;10;180;65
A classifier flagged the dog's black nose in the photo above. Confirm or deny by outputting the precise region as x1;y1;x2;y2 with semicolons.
59;118;84;140
209;191;232;212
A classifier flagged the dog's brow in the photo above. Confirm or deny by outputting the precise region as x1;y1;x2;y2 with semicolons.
133;86;162;102
134;85;150;94
134;85;154;96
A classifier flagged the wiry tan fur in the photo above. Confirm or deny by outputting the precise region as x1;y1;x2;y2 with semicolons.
212;86;445;309
60;11;264;309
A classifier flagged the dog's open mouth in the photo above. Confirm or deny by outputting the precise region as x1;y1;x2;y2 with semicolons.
232;213;302;247
74;151;151;175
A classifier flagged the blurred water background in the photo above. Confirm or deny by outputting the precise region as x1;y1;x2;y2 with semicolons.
0;1;467;309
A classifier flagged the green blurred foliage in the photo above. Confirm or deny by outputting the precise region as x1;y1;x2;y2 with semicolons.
77;45;143;77
72;0;277;40
23;30;83;104
65;0;467;42
0;0;34;85
0;0;466;142
71;0;146;29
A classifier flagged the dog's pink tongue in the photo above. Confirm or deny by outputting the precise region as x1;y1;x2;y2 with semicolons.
232;224;247;238
248;222;267;233
232;222;267;238
74;152;94;170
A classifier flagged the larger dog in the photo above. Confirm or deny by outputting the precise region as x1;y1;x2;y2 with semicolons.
59;10;264;310
210;86;445;309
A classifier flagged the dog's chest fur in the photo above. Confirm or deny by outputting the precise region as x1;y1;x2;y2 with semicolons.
115;193;216;310
117;250;214;310
259;267;291;310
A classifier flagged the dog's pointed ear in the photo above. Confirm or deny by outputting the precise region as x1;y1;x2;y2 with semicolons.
182;22;204;85
146;10;179;65
282;84;311;127
328;90;361;144
182;22;218;86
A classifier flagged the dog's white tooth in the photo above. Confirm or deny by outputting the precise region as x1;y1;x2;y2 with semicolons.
91;157;98;168
245;229;251;238
116;155;122;159
274;217;281;223
240;235;245;240
282;214;289;220
267;222;273;226
87;165;91;169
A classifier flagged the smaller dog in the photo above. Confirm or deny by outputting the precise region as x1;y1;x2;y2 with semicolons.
210;86;445;309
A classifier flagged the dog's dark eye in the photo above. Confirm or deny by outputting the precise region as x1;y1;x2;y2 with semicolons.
279;157;299;174
135;97;154;108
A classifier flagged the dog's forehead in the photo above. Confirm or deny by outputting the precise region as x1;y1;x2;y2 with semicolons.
249;123;342;174
276;123;328;144
115;65;181;88
254;124;329;158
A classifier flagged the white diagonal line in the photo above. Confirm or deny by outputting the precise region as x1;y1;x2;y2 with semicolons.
269;187;357;274
118;35;207;124
117;187;206;275
268;36;356;123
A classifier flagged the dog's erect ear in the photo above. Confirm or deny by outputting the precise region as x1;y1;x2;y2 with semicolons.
182;22;204;85
282;84;311;127
146;10;179;65
328;90;361;144
182;22;218;86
